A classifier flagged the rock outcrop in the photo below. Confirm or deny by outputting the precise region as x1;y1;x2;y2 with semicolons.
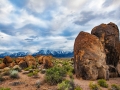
38;55;53;68
74;31;109;80
3;56;13;66
0;63;6;69
91;22;119;66
91;22;119;77
43;55;53;68
24;55;36;67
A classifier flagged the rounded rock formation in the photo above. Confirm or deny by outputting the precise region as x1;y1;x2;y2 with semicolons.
3;56;13;65
24;55;36;67
91;22;119;67
74;31;109;80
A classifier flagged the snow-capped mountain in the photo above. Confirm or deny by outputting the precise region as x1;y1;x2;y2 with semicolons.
0;50;73;58
33;50;73;57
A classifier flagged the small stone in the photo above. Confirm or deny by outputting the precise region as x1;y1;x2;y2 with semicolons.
9;81;24;86
35;80;40;88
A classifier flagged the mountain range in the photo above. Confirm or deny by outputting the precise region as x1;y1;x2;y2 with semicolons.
0;50;73;58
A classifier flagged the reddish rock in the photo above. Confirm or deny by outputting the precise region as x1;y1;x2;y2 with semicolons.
0;63;6;69
3;56;13;65
24;55;36;67
9;62;16;68
18;60;28;69
91;22;119;67
74;31;109;80
43;56;53;68
38;56;44;64
15;57;25;64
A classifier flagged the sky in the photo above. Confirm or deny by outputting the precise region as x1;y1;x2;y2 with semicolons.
0;0;120;54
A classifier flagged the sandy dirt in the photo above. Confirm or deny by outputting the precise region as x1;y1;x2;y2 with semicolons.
0;70;120;90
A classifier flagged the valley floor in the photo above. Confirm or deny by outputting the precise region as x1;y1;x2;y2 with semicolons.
0;71;120;90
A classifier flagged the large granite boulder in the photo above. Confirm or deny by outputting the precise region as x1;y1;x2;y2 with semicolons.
24;55;36;67
15;57;25;64
38;55;44;64
43;56;53;68
91;22;119;67
3;56;13;65
74;31;109;80
38;55;53;68
18;60;28;69
0;63;6;69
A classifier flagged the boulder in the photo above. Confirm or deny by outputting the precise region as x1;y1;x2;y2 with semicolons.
116;60;120;76
91;22;119;67
18;60;28;69
108;65;118;78
0;63;6;69
24;55;36;67
74;31;109;80
15;57;25;64
43;56;53;68
9;62;16;68
3;56;13;65
38;56;44;64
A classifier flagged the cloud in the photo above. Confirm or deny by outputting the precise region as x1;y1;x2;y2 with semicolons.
0;0;120;53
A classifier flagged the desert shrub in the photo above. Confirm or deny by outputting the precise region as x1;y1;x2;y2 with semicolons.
24;66;33;71
9;70;19;79
97;79;108;88
68;72;73;79
110;84;120;90
0;74;4;81
12;65;21;72
28;69;39;77
0;59;3;64
89;82;101;90
0;87;11;90
57;80;73;90
64;64;74;73
45;66;66;85
74;86;82;90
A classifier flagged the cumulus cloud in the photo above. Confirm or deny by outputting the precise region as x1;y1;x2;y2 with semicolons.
0;0;120;53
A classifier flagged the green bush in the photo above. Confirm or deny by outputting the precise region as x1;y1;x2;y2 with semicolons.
97;79;108;88
68;72;73;79
9;70;19;79
89;82;101;90
24;66;33;71
74;86;82;90
45;66;66;85
110;84;120;90
0;87;11;90
28;70;39;77
57;80;73;90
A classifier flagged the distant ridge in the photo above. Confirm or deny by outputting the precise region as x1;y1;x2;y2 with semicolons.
0;50;73;58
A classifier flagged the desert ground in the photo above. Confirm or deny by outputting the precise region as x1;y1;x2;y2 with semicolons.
0;58;120;90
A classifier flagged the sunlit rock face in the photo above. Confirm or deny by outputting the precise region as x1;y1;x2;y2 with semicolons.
74;31;109;80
